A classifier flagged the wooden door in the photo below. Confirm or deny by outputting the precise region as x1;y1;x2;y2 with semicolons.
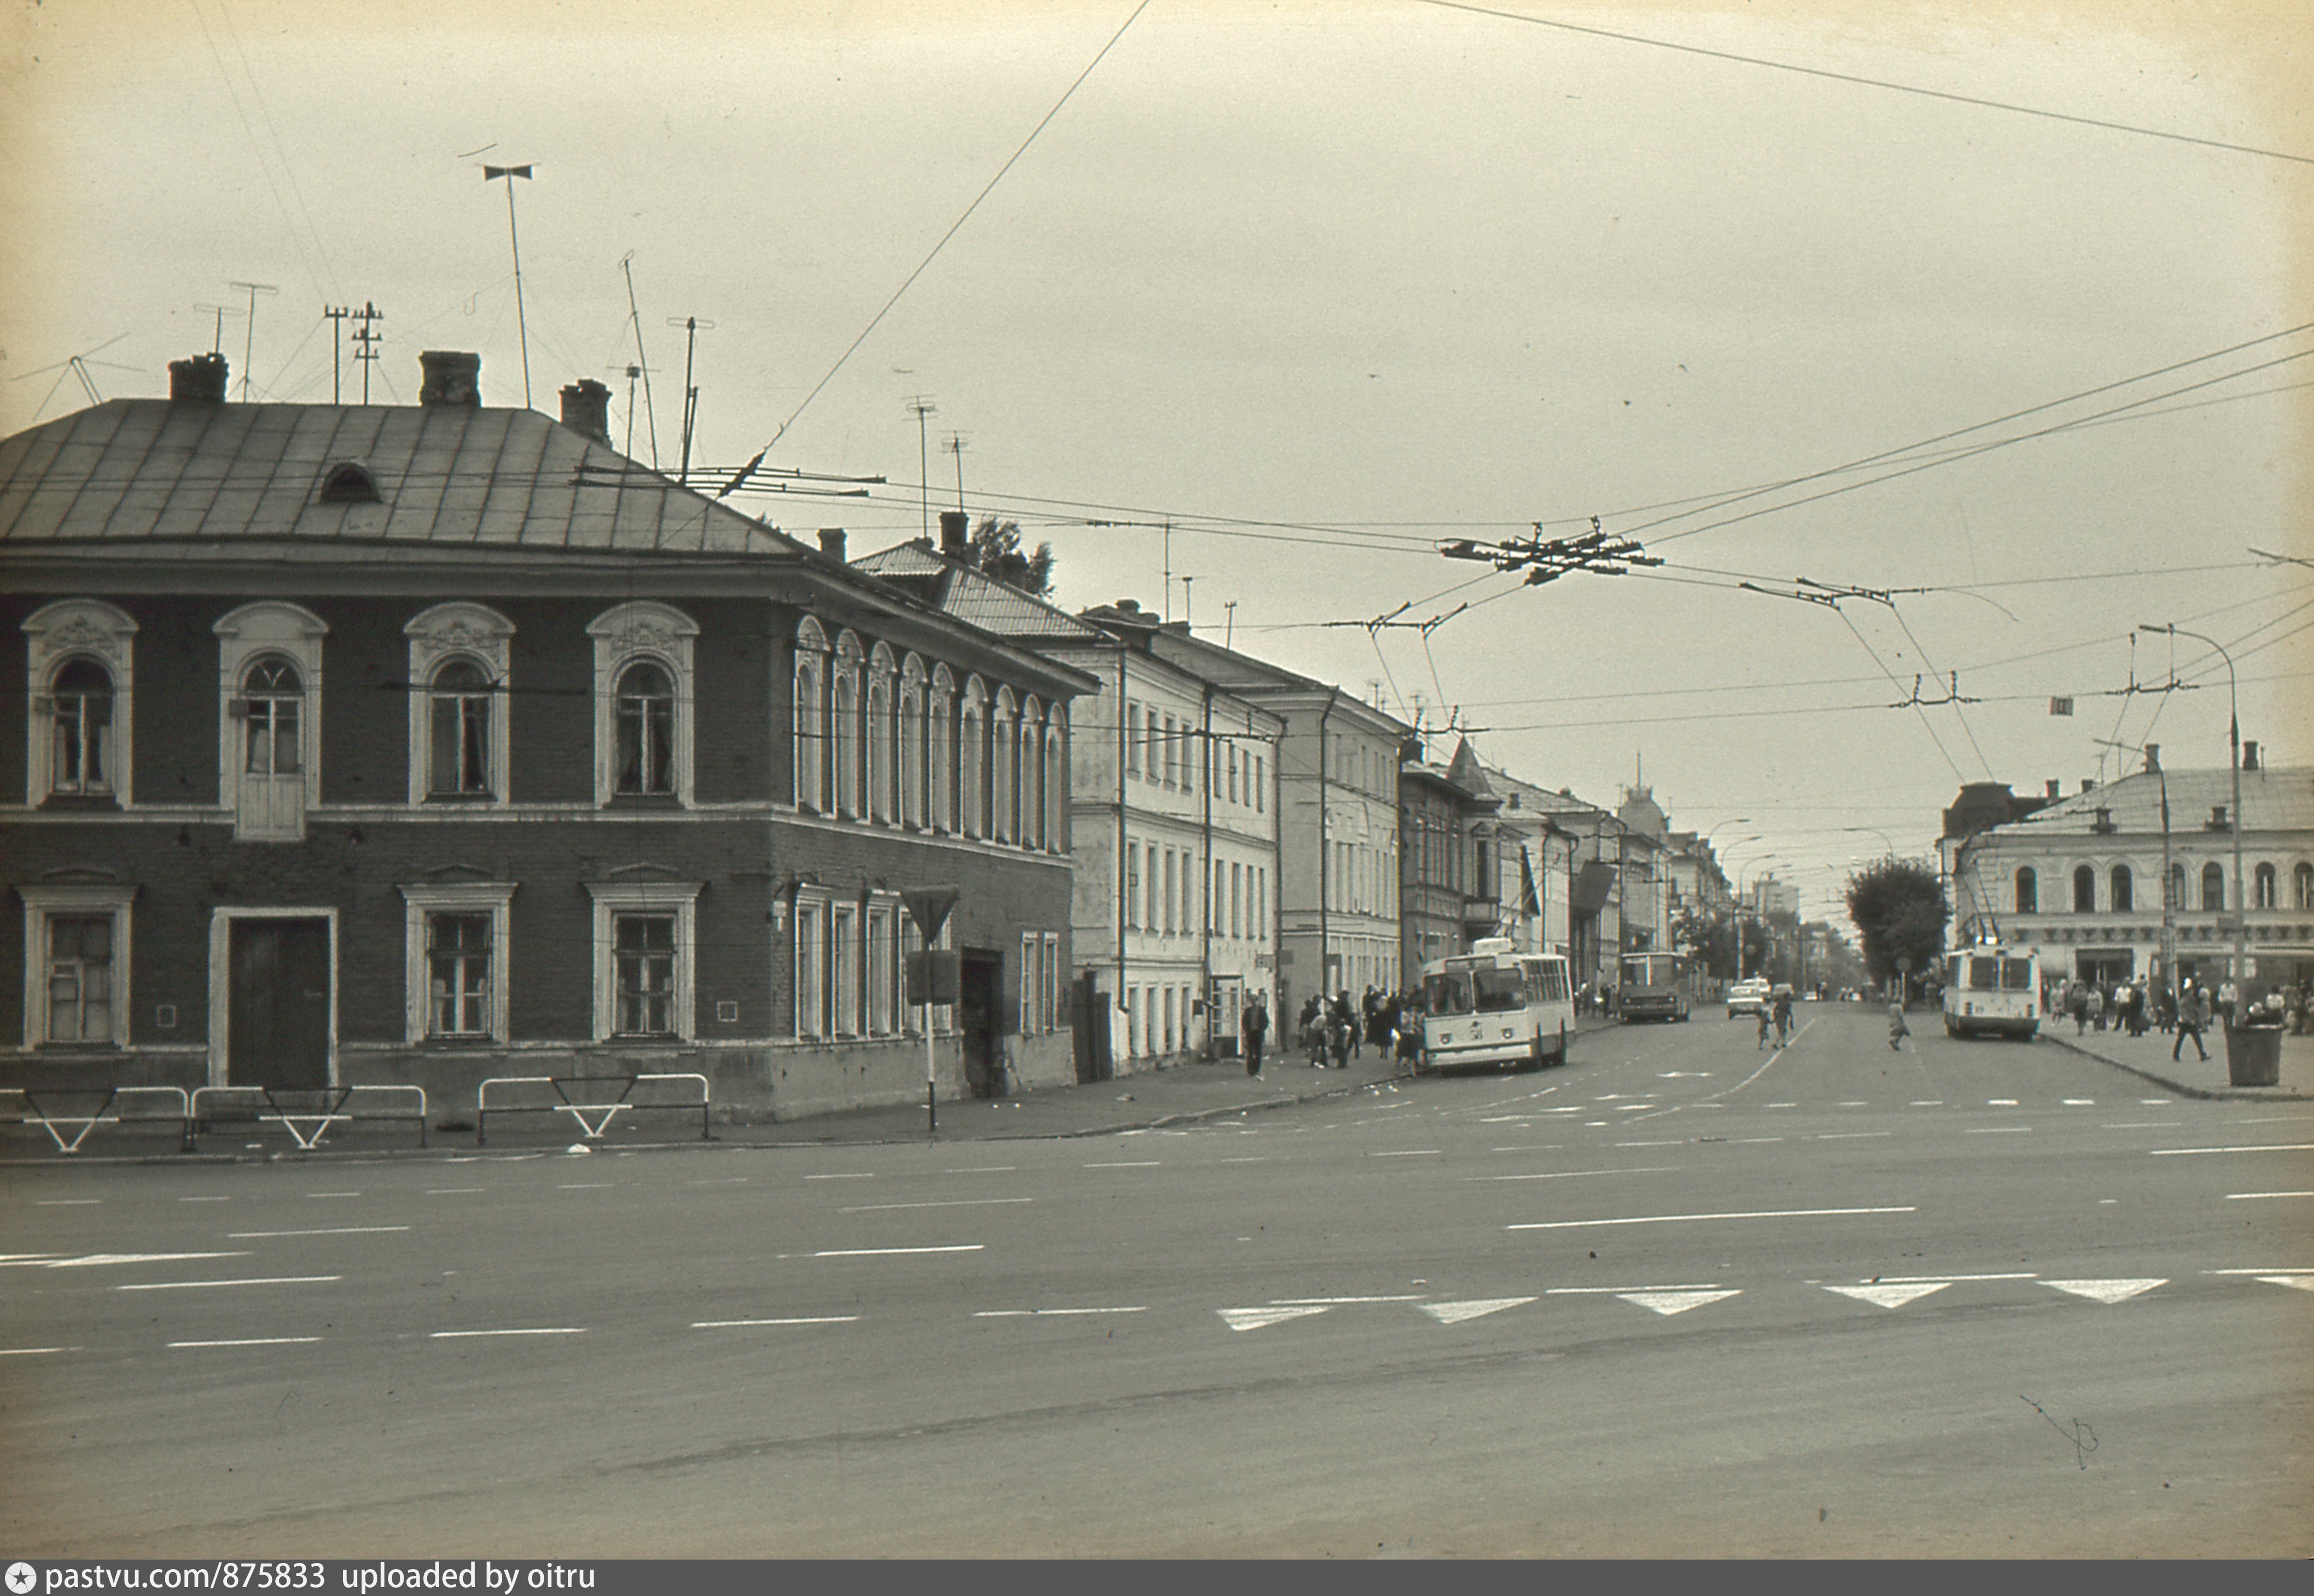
228;918;331;1089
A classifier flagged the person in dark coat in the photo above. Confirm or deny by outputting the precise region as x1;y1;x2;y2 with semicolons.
1241;994;1268;1078
2172;982;2209;1063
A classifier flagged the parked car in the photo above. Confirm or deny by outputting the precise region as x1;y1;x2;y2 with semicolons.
1726;978;1771;1018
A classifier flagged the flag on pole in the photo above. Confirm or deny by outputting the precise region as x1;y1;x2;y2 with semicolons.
2049;697;2074;716
483;165;533;180
1519;849;1541;917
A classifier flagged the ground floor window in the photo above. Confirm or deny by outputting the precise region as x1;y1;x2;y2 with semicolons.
429;914;493;1037
47;915;114;1042
400;882;516;1045
584;880;701;1042
19;885;133;1048
614;914;678;1036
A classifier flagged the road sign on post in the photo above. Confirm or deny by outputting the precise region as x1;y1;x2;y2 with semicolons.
902;888;961;1133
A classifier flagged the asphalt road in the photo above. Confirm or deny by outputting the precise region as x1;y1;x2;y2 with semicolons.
6;1006;2309;1557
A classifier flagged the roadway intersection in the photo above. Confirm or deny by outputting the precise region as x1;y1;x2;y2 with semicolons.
4;1008;2308;1556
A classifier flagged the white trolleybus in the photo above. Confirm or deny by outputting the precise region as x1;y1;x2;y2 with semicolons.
1940;944;2041;1040
1416;938;1576;1073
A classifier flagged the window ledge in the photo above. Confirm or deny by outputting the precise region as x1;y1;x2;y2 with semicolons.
606;794;683;810
39;794;121;813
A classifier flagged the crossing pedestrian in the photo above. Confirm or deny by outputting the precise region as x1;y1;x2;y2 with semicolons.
1241;992;1267;1077
1887;994;1910;1051
2172;982;2209;1063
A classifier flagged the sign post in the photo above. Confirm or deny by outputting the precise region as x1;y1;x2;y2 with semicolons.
902;888;960;1134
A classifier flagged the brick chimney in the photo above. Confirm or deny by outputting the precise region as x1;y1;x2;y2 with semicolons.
2044;779;2060;799
559;379;611;443
2242;740;2259;772
939;509;969;556
419;351;481;406
169;353;229;401
817;528;847;561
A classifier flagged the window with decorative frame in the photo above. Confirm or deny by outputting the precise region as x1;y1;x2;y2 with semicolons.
582;879;701;1041
2298;862;2314;911
2255;862;2278;911
992;687;1017;843
832;631;863;818
589;602;697;806
929;665;955;833
959;678;986;838
794;895;826;1039
399;880;516;1043
831;901;860;1036
1041;931;1059;1033
1044;711;1065;851
2072;865;2096;913
1020;932;1038;1036
216;602;326;841
900;655;926;828
406;603;513;805
793;617;828;813
19;884;133;1047
1125;699;1141;777
868;898;899;1036
24;600;137;807
2111;864;2134;914
1124;839;1140;930
868;643;897;824
2015;867;2038;915
1020;695;1042;848
2202;862;2225;912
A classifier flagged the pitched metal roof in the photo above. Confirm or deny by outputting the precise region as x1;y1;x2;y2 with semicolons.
2002;765;2314;836
850;539;1105;641
0;398;811;559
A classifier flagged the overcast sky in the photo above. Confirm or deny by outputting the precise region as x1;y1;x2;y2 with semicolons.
5;0;2307;921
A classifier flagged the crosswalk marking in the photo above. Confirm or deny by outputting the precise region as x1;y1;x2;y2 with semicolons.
1618;1289;1741;1316
1827;1282;1950;1309
1421;1297;1536;1324
2044;1278;2166;1303
1219;1305;1330;1331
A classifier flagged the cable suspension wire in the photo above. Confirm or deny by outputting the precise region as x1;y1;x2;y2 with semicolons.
1418;0;2314;165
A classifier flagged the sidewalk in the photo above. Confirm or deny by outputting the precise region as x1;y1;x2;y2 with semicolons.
2043;1020;2314;1102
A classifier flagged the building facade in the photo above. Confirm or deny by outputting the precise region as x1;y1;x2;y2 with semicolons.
2;354;1093;1125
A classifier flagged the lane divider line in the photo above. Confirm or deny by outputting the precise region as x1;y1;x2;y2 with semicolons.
1510;1205;1915;1231
840;1198;1033;1213
227;1226;410;1238
169;1337;323;1348
117;1275;341;1291
693;1316;858;1328
809;1245;985;1257
430;1328;586;1338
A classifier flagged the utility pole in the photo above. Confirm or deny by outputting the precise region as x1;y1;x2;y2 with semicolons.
322;305;351;403
228;281;277;402
350;303;385;403
667;316;713;484
483;164;535;408
906;397;937;542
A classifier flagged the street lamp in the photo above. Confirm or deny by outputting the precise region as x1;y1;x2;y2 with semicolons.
2140;623;2243;999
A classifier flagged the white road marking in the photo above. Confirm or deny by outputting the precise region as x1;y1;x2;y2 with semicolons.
803;1173;876;1181
840;1198;1032;1213
692;1316;858;1328
1219;1305;1330;1331
2100;1122;2178;1130
1368;1150;1441;1158
1836;1101;1868;1107
1876;1272;2037;1283
1909;1101;1943;1107
307;1192;362;1198
2139;1098;2172;1105
2063;1099;2095;1106
35;1251;249;1269
1271;1295;1426;1305
1730;1137;1784;1144
2257;1277;2314;1292
1473;1167;1672;1182
2204;1268;2314;1275
946;1166;1017;1173
2233;1114;2314;1124
557;1183;614;1190
2151;1143;2314;1157
688;1177;748;1185
1767;1102;1797;1109
431;1327;585;1338
2044;1278;2166;1303
1422;1297;1535;1324
973;1306;1147;1317
228;1226;409;1238
169;1337;323;1348
1544;1284;1720;1295
1083;1161;1161;1168
1509;1205;1914;1232
427;1187;487;1195
811;1245;984;1257
1657;1071;1711;1078
1827;1283;1950;1309
35;1199;101;1207
1966;1128;2035;1134
1613;1139;1682;1148
2226;1191;2314;1200
1813;1132;1892;1140
1220;1157;1269;1163
0;1346;78;1356
117;1275;341;1291
1619;1289;1741;1316
178;1196;231;1203
1986;1099;2019;1107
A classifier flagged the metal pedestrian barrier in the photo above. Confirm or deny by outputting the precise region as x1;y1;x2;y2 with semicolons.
189;1084;429;1150
475;1072;712;1146
4;1085;194;1154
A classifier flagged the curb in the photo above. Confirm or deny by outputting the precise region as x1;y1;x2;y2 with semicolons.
2040;1033;2314;1102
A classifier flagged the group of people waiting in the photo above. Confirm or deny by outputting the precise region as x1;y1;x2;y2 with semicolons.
1285;987;1425;1071
2047;973;2312;1057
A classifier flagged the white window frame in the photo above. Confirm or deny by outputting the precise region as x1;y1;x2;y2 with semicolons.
929;665;955;833
794;894;827;1039
1042;931;1060;1033
832;631;863;819
24;599;137;806
1044;710;1065;852
20;883;133;1048
1020;932;1038;1036
215;602;326;841
405;603;515;806
900;654;926;829
868;896;899;1036
868;643;897;825
587;602;697;807
831;901;861;1037
960;676;987;838
793;616;829;813
583;879;701;1041
399;880;515;1044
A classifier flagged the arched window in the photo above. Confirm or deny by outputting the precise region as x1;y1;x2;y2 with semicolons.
2014;866;2037;915
614;661;675;794
793;618;827;813
2168;862;2186;909
867;644;896;824
2202;861;2225;912
216;601;326;839
2254;862;2277;911
993;688;1017;844
2109;864;2133;915
428;660;493;796
1044;709;1066;851
47;658;114;797
2297;862;2314;911
959;678;986;838
2072;864;2095;913
1021;696;1043;848
832;632;863;818
900;656;925;828
929;665;955;833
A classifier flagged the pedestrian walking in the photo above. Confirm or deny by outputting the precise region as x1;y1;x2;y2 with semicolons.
2172;982;2209;1063
1887;995;1910;1052
1772;986;1795;1047
2087;985;2105;1032
1241;993;1267;1077
2217;977;2239;1031
1756;1005;1773;1049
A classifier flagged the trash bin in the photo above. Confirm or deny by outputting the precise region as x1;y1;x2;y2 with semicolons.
2224;1023;2284;1088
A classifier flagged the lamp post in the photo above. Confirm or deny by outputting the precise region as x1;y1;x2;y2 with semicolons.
2140;623;2243;1002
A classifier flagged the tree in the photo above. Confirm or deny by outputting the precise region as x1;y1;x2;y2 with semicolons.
1845;859;1949;995
967;515;1054;597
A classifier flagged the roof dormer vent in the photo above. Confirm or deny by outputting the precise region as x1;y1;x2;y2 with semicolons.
317;461;381;504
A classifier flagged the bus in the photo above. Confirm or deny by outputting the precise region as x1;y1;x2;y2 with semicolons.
1941;944;2040;1040
1417;938;1576;1073
1617;950;1692;1023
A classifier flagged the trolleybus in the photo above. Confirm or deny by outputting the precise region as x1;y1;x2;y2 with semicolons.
1940;944;2041;1040
1417;938;1576;1073
1617;950;1692;1022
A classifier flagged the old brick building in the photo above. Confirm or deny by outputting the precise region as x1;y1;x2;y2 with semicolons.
0;352;1092;1125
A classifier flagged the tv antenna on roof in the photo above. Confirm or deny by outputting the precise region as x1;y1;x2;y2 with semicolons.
942;432;969;510
9;333;136;419
227;281;277;402
483;163;535;407
666;316;715;485
905;397;937;541
193;302;246;356
617;254;661;468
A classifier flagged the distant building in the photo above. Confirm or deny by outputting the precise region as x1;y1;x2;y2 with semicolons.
1945;753;2314;998
1397;737;1502;976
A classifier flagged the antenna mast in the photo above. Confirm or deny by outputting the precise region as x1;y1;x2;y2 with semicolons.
619;254;662;467
483;164;535;408
228;281;277;402
906;397;937;541
667;316;714;484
